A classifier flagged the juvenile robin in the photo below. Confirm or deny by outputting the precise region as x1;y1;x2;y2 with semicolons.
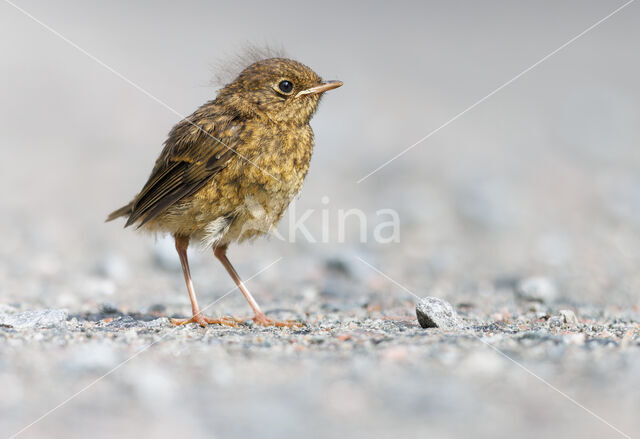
107;57;342;327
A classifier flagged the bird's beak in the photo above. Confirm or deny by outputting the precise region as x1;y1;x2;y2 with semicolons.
295;80;343;98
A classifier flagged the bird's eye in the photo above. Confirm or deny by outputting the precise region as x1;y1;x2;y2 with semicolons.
278;80;294;94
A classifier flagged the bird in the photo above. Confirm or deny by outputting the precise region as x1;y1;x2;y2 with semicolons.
106;57;342;327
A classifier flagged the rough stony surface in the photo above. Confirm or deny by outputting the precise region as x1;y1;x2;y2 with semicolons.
416;297;463;330
0;309;68;329
1;291;638;439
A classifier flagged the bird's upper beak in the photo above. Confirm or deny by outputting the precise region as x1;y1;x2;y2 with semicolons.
295;80;343;98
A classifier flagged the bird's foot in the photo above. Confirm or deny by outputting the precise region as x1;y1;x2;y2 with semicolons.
170;314;242;328
252;312;304;328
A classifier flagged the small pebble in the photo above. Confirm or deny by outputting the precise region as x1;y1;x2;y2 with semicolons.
416;297;463;330
516;276;558;303
548;316;564;327
0;309;68;329
559;309;579;326
144;317;171;328
106;315;140;329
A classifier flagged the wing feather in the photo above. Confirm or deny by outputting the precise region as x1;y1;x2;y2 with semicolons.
124;109;243;227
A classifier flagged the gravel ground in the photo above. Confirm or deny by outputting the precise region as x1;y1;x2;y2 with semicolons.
1;256;639;439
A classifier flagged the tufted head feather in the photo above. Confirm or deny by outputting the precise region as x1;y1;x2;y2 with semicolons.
216;56;342;125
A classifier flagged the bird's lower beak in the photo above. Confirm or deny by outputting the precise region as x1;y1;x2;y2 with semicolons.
295;80;343;98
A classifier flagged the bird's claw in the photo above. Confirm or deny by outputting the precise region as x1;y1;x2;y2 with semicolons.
252;313;304;328
170;314;242;328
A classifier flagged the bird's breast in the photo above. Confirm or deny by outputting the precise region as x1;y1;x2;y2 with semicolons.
191;123;314;245
242;123;313;190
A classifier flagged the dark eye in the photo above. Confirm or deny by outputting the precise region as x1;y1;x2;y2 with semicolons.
278;80;294;94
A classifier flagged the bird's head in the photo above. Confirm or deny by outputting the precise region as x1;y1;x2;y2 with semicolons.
218;58;342;125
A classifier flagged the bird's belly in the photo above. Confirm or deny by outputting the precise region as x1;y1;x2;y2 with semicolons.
193;140;310;247
198;178;301;247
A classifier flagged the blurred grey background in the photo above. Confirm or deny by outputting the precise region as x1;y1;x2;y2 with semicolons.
1;1;639;438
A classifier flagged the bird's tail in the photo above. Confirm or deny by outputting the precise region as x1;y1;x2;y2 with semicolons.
106;202;134;223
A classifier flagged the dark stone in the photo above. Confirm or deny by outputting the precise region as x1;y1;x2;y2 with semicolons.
416;297;463;330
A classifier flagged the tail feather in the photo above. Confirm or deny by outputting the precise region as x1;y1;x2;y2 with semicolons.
106;202;134;223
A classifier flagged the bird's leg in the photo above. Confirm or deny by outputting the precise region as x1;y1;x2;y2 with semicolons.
170;235;240;328
213;246;303;328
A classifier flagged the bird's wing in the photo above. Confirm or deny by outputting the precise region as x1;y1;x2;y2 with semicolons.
125;113;241;227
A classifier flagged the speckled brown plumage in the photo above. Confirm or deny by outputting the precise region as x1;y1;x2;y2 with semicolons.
107;57;342;327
